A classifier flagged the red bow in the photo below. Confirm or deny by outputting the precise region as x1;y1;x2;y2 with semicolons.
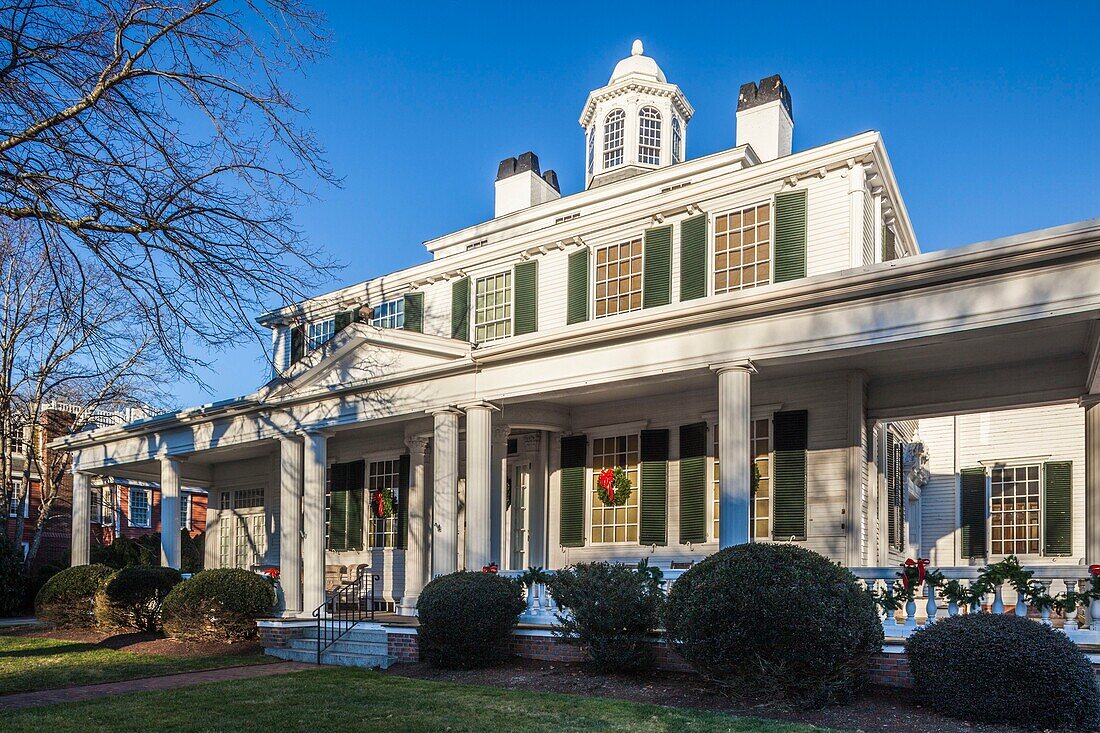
901;558;930;589
598;468;616;504
372;491;385;518
1090;564;1100;577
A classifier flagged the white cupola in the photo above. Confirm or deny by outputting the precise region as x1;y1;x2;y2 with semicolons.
579;40;694;189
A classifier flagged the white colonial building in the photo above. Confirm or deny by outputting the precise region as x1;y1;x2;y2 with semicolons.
57;43;1100;658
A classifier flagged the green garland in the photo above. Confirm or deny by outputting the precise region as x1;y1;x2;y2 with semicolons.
871;556;1100;615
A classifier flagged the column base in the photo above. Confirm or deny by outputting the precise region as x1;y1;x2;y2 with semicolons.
397;597;420;616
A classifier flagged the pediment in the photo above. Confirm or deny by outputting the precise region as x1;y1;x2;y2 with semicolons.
262;324;470;400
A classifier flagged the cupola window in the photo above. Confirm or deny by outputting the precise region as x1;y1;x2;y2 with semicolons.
671;116;682;164
638;106;662;165
603;109;625;168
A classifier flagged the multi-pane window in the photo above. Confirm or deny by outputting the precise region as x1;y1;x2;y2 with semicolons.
594;239;642;318
590;434;640;543
307;319;335;350
474;272;512;343
180;494;191;531
218;519;231;568
712;419;772;540
638;106;662;165
234;487;265;509
603;110;625;168
129;488;151;528
370;298;404;329
671;116;682;164
990;465;1040;555
219;487;266;569
586;126;595;177
714;202;772;294
368;459;400;548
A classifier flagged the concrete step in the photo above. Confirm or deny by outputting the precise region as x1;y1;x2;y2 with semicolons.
265;645;394;669
286;637;389;656
300;626;389;644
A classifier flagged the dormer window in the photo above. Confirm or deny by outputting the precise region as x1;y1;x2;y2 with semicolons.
307;319;335;350
603;110;625;169
638;106;662;165
671;116;682;164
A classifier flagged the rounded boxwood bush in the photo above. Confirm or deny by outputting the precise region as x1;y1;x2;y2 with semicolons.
35;564;114;627
907;613;1100;729
96;566;183;631
161;568;276;641
547;562;664;674
416;571;525;669
665;543;883;706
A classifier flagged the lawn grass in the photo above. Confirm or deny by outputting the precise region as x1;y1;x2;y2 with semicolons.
1;667;840;733
0;634;271;695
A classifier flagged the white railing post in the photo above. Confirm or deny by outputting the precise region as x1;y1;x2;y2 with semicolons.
1039;580;1054;625
991;582;1005;615
924;580;938;625
1064;578;1080;632
1014;587;1028;618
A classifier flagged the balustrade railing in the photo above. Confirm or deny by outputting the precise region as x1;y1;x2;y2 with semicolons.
500;563;1100;647
849;566;1100;642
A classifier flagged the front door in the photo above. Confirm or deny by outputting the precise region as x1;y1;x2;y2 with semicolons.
508;462;530;571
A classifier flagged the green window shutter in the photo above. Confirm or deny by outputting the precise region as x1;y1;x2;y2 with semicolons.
772;410;808;540
642;226;672;309
678;423;708;544
886;432;905;551
290;325;305;364
1043;461;1072;556
567;248;590;325
513;260;538;336
451;277;470;341
403;292;424;333
346;460;365;552
327;462;349;551
774;190;808;283
397;453;411;550
334;308;357;333
959;468;987;558
639;429;669;545
679;215;707;301
559;435;588;548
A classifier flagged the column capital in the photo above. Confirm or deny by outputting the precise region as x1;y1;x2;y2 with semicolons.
710;359;757;376
277;433;303;444
297;428;335;438
405;434;431;454
156;452;186;464
429;406;463;418
492;425;512;443
459;400;500;413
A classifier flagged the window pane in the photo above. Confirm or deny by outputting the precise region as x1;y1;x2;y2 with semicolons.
989;465;1041;555
638;107;662;165
368;459;400;548
474;272;512;343
594;239;643;318
370;298;405;329
713;419;772;541
714;203;772;294
591;435;640;543
603;110;625;168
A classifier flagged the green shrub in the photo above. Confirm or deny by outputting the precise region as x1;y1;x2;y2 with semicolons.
35;564;114;627
547;562;665;674
665;544;883;706
91;531;203;573
907;613;1100;729
416;571;525;669
0;537;27;616
96;566;183;631
161;568;276;640
27;564;62;611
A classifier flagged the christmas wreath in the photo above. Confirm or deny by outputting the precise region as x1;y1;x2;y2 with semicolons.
596;466;632;506
370;488;395;519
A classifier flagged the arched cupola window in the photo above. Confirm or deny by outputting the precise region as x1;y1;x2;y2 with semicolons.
638;106;662;165
671;116;682;164
603;109;625;169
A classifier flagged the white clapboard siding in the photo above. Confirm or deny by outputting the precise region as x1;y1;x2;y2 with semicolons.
918;404;1086;565
420;279;452;339
537;247;569;331
804;170;852;278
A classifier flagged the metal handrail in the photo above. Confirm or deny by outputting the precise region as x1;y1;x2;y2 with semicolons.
311;566;377;663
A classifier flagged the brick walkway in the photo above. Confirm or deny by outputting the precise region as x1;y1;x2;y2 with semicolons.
0;661;315;711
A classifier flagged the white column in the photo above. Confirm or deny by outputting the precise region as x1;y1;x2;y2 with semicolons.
400;435;430;614
302;431;329;612
70;471;91;566
159;456;182;569
491;424;511;567
464;402;495;572
278;436;303;614
431;409;461;577
713;361;754;548
1086;398;1100;564
848;163;868;269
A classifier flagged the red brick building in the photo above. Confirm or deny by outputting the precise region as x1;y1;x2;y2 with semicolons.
90;478;208;547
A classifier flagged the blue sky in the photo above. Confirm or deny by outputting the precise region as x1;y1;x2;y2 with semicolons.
171;1;1100;407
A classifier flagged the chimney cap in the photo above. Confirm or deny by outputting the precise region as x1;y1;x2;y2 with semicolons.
542;170;560;193
496;151;543;182
737;74;793;120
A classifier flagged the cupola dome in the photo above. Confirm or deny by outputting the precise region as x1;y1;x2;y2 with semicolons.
608;40;667;84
